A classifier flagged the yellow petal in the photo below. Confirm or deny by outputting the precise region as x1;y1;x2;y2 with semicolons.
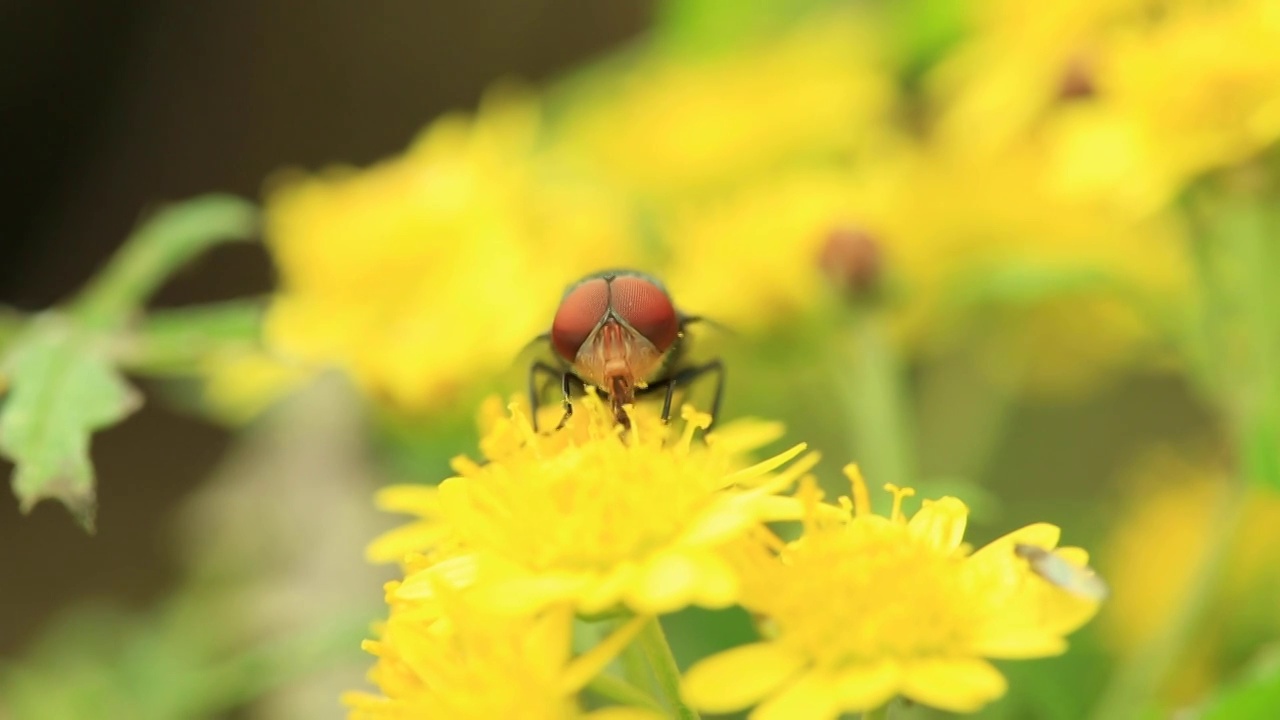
629;548;721;609
365;520;448;564
686;552;740;608
753;670;841;720
898;658;1007;713
683;642;807;712
373;483;441;514
578;564;638;615
832;661;900;710
680;504;756;545
970;522;1061;566
707;419;786;456
972;631;1069;659
472;573;590;615
907;497;969;553
394;555;478;599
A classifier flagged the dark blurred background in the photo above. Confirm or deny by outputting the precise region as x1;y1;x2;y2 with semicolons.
0;0;651;658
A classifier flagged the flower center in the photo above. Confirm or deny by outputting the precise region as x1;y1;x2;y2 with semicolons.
747;518;976;666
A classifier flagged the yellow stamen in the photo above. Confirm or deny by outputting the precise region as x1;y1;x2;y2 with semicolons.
797;476;824;535
884;483;915;522
844;464;871;517
509;401;541;451
679;405;713;452
724;442;809;485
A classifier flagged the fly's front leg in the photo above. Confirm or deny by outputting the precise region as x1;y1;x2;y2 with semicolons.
637;359;725;428
555;371;582;430
529;361;567;432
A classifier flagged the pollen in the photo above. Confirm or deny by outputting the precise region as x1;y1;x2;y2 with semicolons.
382;392;817;616
684;473;1103;717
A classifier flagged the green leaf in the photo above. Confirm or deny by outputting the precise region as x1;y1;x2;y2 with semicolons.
655;0;836;53
0;315;141;530
117;300;265;376
1201;645;1280;720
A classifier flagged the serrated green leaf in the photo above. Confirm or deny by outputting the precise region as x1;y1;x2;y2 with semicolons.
0;316;141;530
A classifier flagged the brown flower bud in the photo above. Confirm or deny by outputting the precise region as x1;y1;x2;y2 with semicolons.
818;226;882;299
1058;55;1097;101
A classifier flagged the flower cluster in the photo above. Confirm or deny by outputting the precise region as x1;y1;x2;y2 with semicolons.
217;0;1280;418
351;397;1101;718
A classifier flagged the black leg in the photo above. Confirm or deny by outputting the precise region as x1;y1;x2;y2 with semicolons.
529;361;571;432
636;359;725;427
555;372;583;430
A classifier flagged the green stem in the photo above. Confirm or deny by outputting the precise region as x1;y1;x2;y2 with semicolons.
637;617;700;720
861;703;891;720
72;195;257;330
617;622;655;697
115;300;265;375
1089;479;1245;720
833;310;917;490
586;673;665;712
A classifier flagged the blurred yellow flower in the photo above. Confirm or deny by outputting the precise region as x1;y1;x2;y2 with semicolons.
1101;448;1280;704
379;393;817;616
556;8;894;201
659;167;873;332
262;91;636;412
656;140;1189;393
683;467;1101;718
933;0;1280;215
1047;0;1280;214
346;582;656;720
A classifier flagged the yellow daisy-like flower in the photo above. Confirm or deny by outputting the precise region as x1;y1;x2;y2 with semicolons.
656;141;1189;393
262;90;635;412
374;393;817;617
345;582;657;720
556;8;894;200
683;467;1101;718
933;0;1280;215
1044;0;1280;214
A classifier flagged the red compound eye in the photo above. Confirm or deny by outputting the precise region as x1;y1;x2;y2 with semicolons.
551;277;610;362
610;274;679;352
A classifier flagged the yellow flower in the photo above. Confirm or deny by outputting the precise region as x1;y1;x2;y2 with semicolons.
1043;0;1280;214
555;8;894;200
656;142;1189;393
1101;448;1280;705
262;90;636;412
375;392;817;617
345;581;657;720
683;467;1101;718
932;0;1280;215
928;0;1151;156
659;167;873;332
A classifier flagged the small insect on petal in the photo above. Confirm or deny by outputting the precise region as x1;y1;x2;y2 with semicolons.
1015;543;1110;601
